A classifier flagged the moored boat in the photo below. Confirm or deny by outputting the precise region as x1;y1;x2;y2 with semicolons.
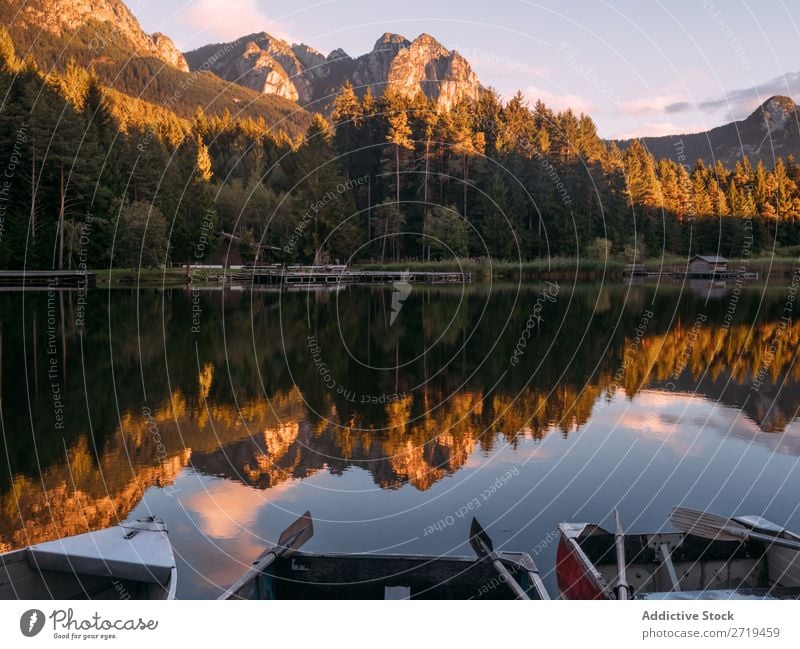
0;517;176;600
220;512;549;600
223;551;550;600
557;509;800;600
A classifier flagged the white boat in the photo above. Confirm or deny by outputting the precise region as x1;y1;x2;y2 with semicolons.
0;517;176;600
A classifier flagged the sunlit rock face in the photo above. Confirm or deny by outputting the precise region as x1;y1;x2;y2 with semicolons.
149;32;190;72
186;34;301;102
185;31;483;111
385;34;482;110
349;32;411;97
9;0;190;71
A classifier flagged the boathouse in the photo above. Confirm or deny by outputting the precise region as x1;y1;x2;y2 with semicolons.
688;255;728;274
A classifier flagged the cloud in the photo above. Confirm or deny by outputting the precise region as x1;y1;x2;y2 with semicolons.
664;101;691;114
184;476;301;538
607;72;800;139
664;71;800;121
522;86;594;115
184;480;267;538
181;0;295;45
621;95;686;116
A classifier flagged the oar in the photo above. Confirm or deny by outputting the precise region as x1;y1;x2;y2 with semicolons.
218;511;314;600
614;509;629;600
469;518;530;600
670;507;800;551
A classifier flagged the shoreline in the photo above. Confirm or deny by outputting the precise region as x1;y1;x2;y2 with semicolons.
0;257;797;287
355;256;800;280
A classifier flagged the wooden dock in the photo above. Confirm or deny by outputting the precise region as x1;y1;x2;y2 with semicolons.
0;270;97;288
623;265;759;280
229;265;470;286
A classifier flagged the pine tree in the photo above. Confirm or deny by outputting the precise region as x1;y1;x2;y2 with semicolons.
52;59;91;110
755;161;770;215
497;92;535;156
691;170;712;217
449;97;485;221
478;169;516;258
290;114;362;264
425;204;468;259
624;140;661;209
332;81;363;156
383;91;413;260
475;88;502;156
408;92;438;259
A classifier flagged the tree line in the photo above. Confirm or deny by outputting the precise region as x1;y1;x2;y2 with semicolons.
1;27;799;271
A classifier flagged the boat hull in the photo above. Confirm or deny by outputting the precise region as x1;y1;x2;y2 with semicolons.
0;518;176;600
556;517;800;600
556;524;610;600
222;550;549;600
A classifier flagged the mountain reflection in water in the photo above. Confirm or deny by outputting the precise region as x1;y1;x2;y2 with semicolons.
2;283;799;596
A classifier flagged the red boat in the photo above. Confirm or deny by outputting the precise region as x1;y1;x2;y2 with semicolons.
556;511;800;600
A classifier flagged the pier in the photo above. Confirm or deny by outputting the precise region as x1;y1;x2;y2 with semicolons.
0;270;97;288
624;256;759;280
229;265;471;286
623;265;759;280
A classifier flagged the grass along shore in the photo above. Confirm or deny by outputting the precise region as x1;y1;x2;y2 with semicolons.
93;267;201;286
357;255;800;280
356;258;623;280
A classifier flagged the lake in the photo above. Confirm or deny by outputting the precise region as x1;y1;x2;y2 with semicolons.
2;279;800;598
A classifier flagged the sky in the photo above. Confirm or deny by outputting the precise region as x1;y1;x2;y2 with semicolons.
132;0;800;139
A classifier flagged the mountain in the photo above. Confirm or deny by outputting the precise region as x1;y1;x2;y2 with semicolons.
627;96;800;167
184;32;324;103
185;31;483;112
0;0;188;70
0;0;311;137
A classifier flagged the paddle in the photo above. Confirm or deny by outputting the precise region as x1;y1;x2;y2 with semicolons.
614;509;630;600
670;507;800;551
218;511;314;600
469;518;530;600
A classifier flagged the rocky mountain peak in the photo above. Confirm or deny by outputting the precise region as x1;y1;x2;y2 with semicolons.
186;32;311;102
373;33;411;51
387;33;481;109
411;33;447;52
326;48;351;62
9;0;189;71
186;28;482;112
292;43;325;67
761;95;798;112
755;95;799;133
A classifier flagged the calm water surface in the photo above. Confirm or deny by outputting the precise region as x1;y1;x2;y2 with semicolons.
2;280;800;597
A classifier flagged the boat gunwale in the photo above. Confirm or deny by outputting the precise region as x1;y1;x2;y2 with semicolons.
556;518;800;600
220;548;548;600
557;523;614;599
0;518;177;600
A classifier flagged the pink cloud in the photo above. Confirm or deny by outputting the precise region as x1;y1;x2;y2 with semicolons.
181;0;295;44
184;477;301;539
522;86;595;115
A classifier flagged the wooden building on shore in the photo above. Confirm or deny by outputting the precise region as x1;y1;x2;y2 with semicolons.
688;255;729;274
